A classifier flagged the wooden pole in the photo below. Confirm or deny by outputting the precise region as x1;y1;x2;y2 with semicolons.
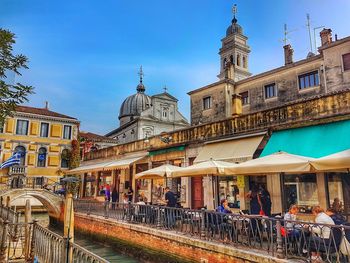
64;193;74;263
24;199;32;260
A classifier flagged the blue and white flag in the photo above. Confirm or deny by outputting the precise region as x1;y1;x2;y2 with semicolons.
0;152;21;169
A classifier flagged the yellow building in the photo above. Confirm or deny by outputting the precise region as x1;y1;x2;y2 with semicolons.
0;105;79;187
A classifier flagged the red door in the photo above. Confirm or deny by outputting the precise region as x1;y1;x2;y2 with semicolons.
192;177;204;209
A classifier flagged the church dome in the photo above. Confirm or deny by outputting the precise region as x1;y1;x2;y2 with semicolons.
226;17;243;36
119;92;151;119
119;67;151;120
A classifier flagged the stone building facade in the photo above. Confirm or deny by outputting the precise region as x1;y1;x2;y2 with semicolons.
189;17;350;125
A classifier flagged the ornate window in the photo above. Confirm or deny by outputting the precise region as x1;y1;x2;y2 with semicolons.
14;145;26;166
162;107;168;118
37;147;47;167
236;54;241;67
243;56;247;68
61;149;69;168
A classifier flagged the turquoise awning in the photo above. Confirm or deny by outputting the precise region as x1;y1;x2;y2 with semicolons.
261;120;350;158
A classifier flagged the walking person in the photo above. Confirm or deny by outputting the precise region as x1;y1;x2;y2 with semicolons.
259;185;271;217
127;187;134;203
111;187;118;210
164;187;177;228
246;185;262;240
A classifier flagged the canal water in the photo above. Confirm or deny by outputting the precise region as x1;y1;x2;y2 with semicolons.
31;212;140;263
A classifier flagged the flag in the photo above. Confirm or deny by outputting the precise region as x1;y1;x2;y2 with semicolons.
0;152;21;169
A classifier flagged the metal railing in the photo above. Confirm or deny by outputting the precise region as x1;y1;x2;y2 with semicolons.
33;223;109;263
0;202;109;263
0;203;19;223
75;200;350;262
8;165;27;176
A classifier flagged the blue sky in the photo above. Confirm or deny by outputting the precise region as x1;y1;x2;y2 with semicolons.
2;0;350;134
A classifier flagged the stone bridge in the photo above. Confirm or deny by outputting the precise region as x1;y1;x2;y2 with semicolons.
0;188;63;219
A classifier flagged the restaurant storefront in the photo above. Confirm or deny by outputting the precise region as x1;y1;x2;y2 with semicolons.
193;133;267;210
145;145;188;206
262;119;350;219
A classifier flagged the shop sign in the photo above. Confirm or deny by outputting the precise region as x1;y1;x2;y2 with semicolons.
237;175;245;188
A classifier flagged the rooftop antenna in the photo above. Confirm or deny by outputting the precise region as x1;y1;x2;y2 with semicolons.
280;23;297;46
306;14;313;52
313;26;324;53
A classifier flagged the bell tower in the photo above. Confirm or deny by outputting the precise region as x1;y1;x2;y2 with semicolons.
218;4;251;81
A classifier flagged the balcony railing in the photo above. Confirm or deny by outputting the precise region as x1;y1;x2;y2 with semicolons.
8;165;27;176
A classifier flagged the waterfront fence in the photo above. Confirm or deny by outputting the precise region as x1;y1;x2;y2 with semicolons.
0;202;109;263
75;200;350;263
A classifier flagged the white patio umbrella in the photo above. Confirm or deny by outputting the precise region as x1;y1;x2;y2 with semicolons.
225;151;315;175
135;164;183;180
311;149;350;171
171;159;237;178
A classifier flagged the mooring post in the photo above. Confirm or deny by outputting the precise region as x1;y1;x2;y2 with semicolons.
0;220;9;262
64;193;74;263
24;199;32;260
28;219;38;263
5;196;10;220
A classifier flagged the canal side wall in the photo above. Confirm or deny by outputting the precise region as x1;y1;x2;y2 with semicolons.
72;213;289;263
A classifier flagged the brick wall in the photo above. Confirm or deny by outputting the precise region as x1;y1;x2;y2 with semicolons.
73;213;288;263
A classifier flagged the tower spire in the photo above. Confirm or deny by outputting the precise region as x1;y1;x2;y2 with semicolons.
136;66;145;93
232;4;237;23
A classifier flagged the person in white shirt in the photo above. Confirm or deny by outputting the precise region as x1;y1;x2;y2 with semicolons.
309;206;335;263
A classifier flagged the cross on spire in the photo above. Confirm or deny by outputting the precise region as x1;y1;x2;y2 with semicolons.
232;4;238;24
163;85;168;93
232;4;237;17
138;65;144;83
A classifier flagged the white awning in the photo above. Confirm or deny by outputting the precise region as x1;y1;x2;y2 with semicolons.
65;161;112;175
65;154;147;174
104;155;146;170
194;134;265;163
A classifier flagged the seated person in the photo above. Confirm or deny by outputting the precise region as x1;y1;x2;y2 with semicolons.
309;206;336;263
326;207;346;225
216;199;232;214
284;205;307;253
284;204;300;231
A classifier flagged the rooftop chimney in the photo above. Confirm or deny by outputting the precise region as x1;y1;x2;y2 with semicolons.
320;28;332;46
45;101;49;110
283;44;294;65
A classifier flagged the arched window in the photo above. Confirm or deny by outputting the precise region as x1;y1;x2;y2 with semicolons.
61;149;69;168
37;147;47;167
243;56;247;68
14;146;26;166
236;54;241;67
223;58;227;69
230;55;234;64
